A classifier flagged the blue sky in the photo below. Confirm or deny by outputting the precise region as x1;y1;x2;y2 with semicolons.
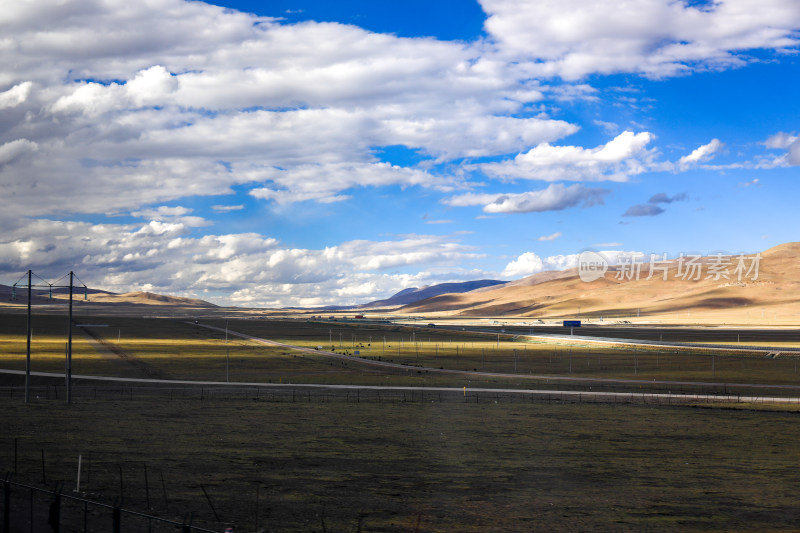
1;0;799;306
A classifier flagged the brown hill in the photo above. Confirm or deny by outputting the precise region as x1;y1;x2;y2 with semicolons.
92;291;217;307
399;242;800;324
0;284;217;309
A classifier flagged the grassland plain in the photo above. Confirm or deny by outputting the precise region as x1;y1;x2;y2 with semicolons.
4;314;800;394
2;394;800;531
3;311;800;530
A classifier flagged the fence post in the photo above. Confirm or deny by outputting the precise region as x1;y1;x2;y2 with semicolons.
48;490;61;533
3;476;10;533
112;503;121;533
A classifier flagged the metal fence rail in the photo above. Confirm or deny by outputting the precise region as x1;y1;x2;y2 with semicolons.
1;476;218;533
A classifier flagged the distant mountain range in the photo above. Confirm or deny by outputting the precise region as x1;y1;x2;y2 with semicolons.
359;280;507;308
285;279;508;311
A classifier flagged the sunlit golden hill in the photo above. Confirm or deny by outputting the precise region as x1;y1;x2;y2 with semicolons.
399;242;800;325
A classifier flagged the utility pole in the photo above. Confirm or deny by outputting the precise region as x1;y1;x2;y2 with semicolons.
25;270;31;403
66;271;73;404
14;269;86;405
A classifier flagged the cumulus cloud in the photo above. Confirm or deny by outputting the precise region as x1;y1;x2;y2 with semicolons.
0;0;583;220
501;248;643;278
764;131;798;149
678;138;724;169
2;0;798;305
0;82;32;109
480;0;800;79
789;143;800;165
500;250;588;278
479;131;656;182
765;132;800;165
0;139;38;167
445;183;609;214
0;218;484;307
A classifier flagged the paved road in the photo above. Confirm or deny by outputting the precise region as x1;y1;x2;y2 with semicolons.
1;368;798;404
449;324;800;353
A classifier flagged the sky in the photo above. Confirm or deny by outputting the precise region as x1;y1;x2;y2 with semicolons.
1;0;799;307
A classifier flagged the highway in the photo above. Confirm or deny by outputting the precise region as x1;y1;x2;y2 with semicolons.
389;322;800;354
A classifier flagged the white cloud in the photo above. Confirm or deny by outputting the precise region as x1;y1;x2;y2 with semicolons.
248;162;448;205
445;184;609;214
501;248;643;278
0;218;484;307
764;131;798;149
1;0;798;306
0;139;38;166
0;0;586;220
131;206;211;228
593;119;620;135
0;82;32;109
502;252;545;278
479;131;656;182
789;141;800;166
764;131;800;166
538;231;562;241
678;138;724;169
501;251;583;278
480;0;800;79
211;204;245;213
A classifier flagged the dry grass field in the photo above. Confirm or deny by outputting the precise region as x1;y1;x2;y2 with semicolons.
3;389;800;532
3;309;800;531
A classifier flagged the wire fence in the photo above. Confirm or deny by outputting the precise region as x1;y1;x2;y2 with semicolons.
1;477;218;533
1;382;796;406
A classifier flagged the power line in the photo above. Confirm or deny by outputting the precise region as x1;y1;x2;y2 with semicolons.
11;270;89;405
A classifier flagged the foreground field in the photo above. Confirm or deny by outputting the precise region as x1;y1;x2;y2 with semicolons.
2;392;800;532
